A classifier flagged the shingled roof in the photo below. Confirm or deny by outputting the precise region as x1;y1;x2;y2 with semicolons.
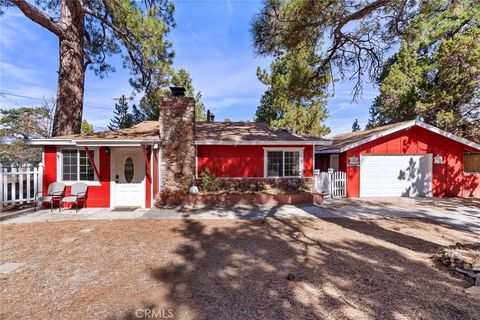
194;122;329;144
48;121;160;141
25;121;329;146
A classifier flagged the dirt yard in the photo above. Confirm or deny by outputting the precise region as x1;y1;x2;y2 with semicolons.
1;217;479;320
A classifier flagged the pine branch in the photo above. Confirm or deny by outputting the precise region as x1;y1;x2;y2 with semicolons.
11;0;66;38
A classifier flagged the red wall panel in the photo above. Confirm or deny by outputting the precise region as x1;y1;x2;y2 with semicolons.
43;145;57;194
43;146;111;208
197;145;314;178
343;126;480;198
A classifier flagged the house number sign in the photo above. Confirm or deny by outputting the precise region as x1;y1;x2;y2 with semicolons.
348;155;359;166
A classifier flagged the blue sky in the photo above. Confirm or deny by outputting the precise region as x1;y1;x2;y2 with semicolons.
0;0;378;135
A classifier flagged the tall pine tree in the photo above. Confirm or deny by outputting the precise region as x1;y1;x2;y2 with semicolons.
255;47;330;136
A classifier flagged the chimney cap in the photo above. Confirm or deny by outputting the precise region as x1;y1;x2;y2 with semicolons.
170;86;186;97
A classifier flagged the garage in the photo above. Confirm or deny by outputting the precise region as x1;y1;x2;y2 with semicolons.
359;154;433;197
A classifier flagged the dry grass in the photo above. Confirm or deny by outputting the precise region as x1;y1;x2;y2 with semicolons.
1;217;480;320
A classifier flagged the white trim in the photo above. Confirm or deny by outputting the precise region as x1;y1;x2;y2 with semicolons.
25;139;160;146
312;145;315;175
150;147;154;207
195;145;198;179
26;139;75;146
316;120;480;154
263;147;304;178
56;147;101;186
195;140;328;146
110;149;116;208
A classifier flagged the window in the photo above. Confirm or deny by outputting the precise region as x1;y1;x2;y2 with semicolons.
124;157;135;183
265;148;303;177
464;152;480;173
62;149;96;181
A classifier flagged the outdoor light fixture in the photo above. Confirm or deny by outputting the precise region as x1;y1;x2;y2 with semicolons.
104;147;110;155
153;143;159;150
434;155;444;164
189;185;199;195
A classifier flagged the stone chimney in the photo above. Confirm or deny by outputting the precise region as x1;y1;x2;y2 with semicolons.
157;87;196;198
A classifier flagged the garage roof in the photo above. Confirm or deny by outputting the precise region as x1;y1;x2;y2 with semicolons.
316;120;480;153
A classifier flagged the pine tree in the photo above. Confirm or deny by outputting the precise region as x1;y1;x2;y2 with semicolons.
4;0;174;136
139;68;207;122
108;95;134;130
352;119;361;132
255;47;330;136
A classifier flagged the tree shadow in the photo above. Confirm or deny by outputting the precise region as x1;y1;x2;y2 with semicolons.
128;217;480;319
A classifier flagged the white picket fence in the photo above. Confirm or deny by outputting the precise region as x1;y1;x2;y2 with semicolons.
0;164;43;212
315;170;346;198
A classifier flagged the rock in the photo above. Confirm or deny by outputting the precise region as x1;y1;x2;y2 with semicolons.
0;263;25;273
61;237;77;244
465;286;480;296
79;227;94;233
472;263;480;272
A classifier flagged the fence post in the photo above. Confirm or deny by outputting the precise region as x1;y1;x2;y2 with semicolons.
38;163;44;196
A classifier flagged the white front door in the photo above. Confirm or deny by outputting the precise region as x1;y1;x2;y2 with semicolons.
113;148;145;207
360;154;433;197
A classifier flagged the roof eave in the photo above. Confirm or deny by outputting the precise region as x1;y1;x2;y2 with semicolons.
25;138;161;147
195;140;330;146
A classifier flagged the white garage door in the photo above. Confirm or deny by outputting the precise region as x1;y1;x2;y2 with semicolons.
360;154;433;197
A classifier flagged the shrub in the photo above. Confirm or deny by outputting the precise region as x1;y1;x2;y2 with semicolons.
199;168;220;192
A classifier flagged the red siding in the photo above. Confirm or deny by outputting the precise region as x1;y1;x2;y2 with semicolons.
43;145;57;194
197;145;314;178
43;146;111;208
344;126;480;198
144;146;152;208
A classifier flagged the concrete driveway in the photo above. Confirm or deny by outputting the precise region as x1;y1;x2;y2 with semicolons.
305;197;480;234
2;197;479;233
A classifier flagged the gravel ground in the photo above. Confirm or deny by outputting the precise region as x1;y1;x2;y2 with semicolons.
1;217;479;320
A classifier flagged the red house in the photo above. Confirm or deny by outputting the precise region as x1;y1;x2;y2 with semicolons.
315;120;480;198
26;94;328;209
26;93;480;209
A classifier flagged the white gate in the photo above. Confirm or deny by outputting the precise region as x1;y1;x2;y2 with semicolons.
314;170;346;198
0;164;43;212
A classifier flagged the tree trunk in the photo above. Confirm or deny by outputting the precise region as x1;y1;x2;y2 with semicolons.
52;0;85;136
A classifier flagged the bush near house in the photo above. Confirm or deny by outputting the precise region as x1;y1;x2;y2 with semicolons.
197;169;312;194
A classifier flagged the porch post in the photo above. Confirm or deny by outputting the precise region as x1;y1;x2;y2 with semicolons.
143;145;152;208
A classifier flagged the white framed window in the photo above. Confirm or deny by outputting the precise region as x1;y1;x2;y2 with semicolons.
57;148;100;185
264;147;304;177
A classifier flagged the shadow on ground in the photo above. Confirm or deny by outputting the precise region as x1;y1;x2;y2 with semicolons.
107;215;480;319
